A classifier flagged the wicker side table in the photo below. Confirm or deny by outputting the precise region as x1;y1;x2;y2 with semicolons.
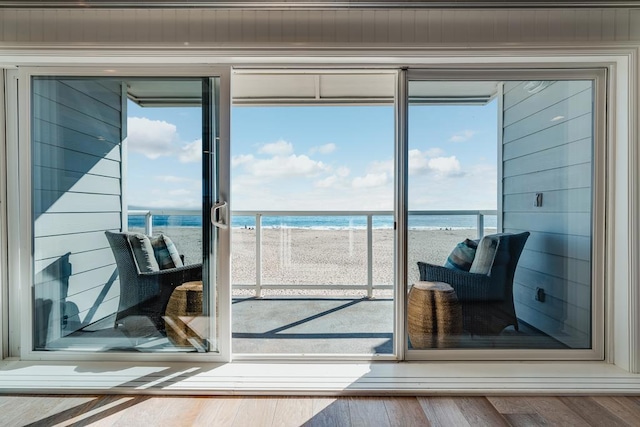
407;281;462;349
165;280;203;347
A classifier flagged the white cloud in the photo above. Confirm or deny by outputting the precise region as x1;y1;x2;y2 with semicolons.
233;174;394;211
232;154;255;167
126;117;178;159
408;149;431;175
310;143;337;154
407;149;463;177
313;167;351;189
352;172;389;189
178;139;202;163
449;130;476;143
424;147;445;157
243;154;327;178
259;140;294;156
408;162;497;210
335;166;350;177
369;159;393;175
127;117;203;162
428;156;463;177
315;175;339;188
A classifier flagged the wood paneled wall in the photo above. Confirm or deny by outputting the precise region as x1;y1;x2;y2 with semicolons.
0;8;638;45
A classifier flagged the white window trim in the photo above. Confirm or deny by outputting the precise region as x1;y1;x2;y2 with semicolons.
0;69;6;360
0;46;637;375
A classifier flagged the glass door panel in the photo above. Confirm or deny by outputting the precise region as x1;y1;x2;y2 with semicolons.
30;76;226;354
406;77;597;353
230;71;396;357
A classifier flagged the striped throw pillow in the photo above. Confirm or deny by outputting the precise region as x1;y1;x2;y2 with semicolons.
444;238;478;271
150;234;184;270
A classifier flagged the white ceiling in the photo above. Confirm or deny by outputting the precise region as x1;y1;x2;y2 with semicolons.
125;73;500;107
232;73;396;105
409;80;500;104
126;79;204;107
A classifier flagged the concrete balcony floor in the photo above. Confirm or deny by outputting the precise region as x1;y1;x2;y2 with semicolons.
51;296;566;354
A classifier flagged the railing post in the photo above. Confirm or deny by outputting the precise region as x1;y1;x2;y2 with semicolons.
256;213;262;298
367;214;373;299
477;212;484;240
145;211;153;236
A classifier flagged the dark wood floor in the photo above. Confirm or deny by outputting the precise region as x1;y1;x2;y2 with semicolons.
2;395;639;426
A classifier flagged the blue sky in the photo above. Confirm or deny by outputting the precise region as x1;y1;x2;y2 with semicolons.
125;100;497;211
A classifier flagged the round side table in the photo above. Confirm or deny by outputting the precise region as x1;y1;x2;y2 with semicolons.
165;280;203;347
407;281;462;349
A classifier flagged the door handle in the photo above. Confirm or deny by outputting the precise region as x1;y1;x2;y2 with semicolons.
211;201;229;229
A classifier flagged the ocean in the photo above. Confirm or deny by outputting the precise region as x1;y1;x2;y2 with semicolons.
128;214;497;230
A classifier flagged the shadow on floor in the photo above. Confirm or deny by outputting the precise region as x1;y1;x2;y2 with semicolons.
60;297;565;354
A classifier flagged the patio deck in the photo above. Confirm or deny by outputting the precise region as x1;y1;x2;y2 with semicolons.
232;297;394;354
62;296;564;354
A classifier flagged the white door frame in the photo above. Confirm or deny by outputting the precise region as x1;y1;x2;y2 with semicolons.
0;47;636;371
10;66;232;363
0;69;7;360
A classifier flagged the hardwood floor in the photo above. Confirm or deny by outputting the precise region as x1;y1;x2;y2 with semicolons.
1;395;639;426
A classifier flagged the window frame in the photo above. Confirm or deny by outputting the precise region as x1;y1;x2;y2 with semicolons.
401;68;607;361
0;49;633;370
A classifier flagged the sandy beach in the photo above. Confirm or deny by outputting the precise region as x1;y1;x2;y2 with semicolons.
138;227;491;297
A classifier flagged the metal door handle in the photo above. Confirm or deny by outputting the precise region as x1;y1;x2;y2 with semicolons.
211;201;229;229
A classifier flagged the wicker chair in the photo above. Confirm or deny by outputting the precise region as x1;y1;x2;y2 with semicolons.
105;231;202;333
418;232;530;336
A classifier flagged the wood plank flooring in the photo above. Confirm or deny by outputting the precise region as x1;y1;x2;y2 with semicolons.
1;395;639;426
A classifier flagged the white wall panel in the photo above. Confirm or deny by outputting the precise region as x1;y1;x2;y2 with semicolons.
632;9;640;40
35;230;115;261
35;248;115;277
0;8;637;45
516;267;591;308
502;80;594;349
32;78;124;347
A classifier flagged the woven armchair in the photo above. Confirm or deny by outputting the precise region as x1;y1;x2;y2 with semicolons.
105;231;202;333
418;231;530;336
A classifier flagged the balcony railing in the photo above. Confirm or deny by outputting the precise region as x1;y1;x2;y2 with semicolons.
128;209;497;298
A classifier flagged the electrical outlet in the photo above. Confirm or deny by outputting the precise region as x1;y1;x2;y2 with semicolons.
535;287;546;302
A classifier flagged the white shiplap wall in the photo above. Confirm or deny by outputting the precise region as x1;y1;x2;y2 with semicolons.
0;8;638;45
32;78;123;347
502;80;593;349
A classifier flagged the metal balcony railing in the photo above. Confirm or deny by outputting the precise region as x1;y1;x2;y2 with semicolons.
128;209;497;298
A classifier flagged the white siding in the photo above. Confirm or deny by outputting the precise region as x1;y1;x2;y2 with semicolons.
502;80;593;349
32;78;123;347
0;8;638;45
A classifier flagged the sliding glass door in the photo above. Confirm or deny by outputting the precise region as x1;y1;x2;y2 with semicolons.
230;71;397;358
18;70;230;359
404;70;606;359
12;66;606;363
